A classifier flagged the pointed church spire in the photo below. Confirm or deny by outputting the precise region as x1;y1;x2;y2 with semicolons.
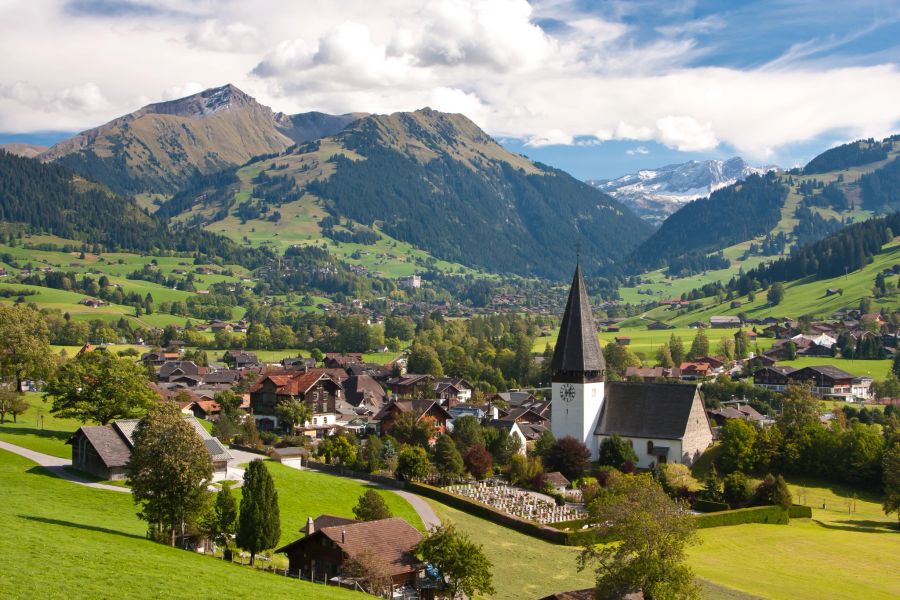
551;262;606;380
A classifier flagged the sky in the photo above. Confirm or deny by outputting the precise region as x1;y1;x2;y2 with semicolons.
1;0;900;179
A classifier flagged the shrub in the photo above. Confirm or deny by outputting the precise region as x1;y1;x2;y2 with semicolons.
723;471;753;508
694;505;788;528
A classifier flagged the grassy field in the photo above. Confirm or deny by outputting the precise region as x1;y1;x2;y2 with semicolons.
689;501;898;599
262;462;425;547
0;450;361;599
0;396;82;458
428;469;898;600
778;356;892;379
533;325;776;364
428;499;593;599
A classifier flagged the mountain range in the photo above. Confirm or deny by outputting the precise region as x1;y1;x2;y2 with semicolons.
156;104;653;279
588;157;776;226
39;84;363;196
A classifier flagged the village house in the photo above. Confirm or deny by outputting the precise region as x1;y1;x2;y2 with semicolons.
710;315;742;328
249;370;343;433
343;374;387;409
225;350;260;369
67;416;231;480
373;399;452;439
276;516;426;593
624;366;682;381
386;374;435;398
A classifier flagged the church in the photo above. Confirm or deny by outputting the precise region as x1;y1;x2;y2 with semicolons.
550;263;713;468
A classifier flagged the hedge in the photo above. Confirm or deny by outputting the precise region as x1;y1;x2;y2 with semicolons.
694;506;789;529
404;481;570;544
789;504;813;518
694;499;730;513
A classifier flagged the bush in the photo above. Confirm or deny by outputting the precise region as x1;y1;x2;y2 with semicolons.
259;431;280;446
723;471;753;508
752;473;793;510
276;435;307;448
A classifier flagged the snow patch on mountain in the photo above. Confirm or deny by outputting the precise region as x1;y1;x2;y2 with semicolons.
588;157;778;226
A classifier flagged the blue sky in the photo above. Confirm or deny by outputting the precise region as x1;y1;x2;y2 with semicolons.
1;0;899;180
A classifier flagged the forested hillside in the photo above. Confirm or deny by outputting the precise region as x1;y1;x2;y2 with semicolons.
625;172;788;273
160;109;653;280
803;137;896;174
0;150;267;267
727;213;900;293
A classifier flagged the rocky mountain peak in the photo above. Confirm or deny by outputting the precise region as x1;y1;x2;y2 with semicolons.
588;157;778;226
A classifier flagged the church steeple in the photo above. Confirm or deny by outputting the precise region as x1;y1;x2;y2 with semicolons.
551;262;605;381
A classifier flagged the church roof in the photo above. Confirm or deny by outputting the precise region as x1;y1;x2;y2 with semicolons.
595;382;701;440
551;263;605;376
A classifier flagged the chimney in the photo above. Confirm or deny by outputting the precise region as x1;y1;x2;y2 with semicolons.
491;405;499;420
341;529;346;544
306;516;314;535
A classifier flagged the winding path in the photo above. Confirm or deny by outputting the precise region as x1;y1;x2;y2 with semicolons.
0;440;129;493
0;440;442;530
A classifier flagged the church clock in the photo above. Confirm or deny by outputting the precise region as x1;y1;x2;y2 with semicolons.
560;383;575;403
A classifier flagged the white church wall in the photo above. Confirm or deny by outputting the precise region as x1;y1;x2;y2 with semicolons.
597;435;684;469
551;380;604;459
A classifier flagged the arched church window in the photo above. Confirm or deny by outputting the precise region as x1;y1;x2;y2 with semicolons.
647;440;654;454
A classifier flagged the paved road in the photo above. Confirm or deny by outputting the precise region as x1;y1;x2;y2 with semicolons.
0;440;129;493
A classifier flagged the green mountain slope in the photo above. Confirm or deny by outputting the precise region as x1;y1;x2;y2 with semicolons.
42;85;360;196
0;150;266;267
160;108;653;280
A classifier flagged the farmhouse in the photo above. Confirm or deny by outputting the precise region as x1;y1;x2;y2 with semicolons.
710;316;742;328
67;415;231;480
276;516;425;591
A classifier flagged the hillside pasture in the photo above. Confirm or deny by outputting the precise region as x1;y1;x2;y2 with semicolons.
0;450;362;600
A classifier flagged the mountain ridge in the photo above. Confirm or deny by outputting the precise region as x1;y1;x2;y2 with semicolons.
40;84;362;196
589;157;776;225
159;106;653;280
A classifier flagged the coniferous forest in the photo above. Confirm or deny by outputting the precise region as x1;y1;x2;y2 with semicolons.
0;150;267;267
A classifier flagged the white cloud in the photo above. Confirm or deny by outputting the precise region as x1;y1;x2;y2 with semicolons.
185;19;264;53
626;146;649;155
0;0;898;165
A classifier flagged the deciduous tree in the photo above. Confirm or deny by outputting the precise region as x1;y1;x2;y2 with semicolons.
126;402;213;546
0;304;52;418
45;350;157;424
546;436;591;481
397;444;431;481
578;474;700;600
597;434;638;469
464;444;493;480
415;523;495;599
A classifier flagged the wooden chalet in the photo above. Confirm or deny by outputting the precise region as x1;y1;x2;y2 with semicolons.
373;399;452;438
276;516;425;592
249;369;343;431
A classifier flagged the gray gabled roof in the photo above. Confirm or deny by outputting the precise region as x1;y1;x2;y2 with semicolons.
73;425;131;468
114;415;232;463
595;382;701;440
551;263;605;377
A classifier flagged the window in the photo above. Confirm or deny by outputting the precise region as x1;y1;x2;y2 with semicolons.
647;440;654;454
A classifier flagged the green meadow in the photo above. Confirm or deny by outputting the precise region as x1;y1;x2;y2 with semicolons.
0;450;361;600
